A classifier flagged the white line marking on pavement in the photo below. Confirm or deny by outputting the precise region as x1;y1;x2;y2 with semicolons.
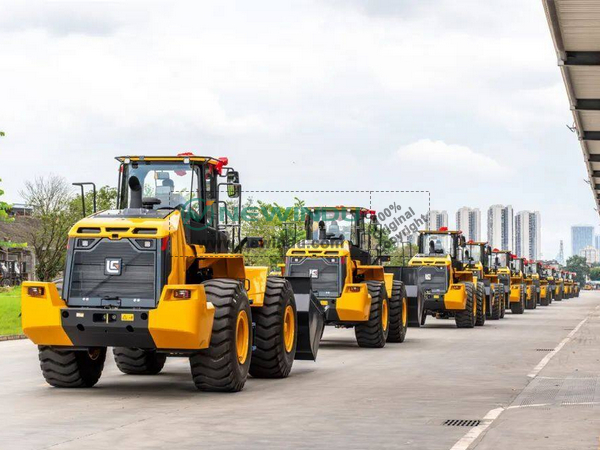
449;408;504;450
527;316;588;379
449;312;594;450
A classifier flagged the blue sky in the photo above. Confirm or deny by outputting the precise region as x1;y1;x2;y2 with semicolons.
0;0;596;258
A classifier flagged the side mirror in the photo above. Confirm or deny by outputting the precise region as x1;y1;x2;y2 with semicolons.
227;171;241;198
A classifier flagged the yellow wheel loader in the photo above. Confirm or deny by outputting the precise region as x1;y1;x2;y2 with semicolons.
524;260;539;310
409;228;483;329
564;272;575;299
555;270;565;301
508;255;526;314
464;241;505;322
536;262;551;306
489;249;511;319
543;265;555;305
22;155;324;391
283;207;408;348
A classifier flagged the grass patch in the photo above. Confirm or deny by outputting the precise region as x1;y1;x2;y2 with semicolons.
0;287;22;336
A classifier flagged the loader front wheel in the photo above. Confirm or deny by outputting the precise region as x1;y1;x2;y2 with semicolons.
475;283;486;326
39;346;106;388
113;348;167;375
489;284;502;320
455;282;476;328
387;281;408;343
250;277;297;379
190;279;251;392
355;281;389;348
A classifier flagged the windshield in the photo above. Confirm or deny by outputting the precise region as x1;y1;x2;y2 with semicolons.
311;210;355;241
530;264;539;274
464;244;482;263
123;162;194;209
491;253;509;268
512;259;523;272
420;233;454;256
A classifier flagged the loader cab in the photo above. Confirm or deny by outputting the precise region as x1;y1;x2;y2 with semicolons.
116;156;237;253
490;250;509;270
303;207;376;265
510;256;524;276
417;229;463;258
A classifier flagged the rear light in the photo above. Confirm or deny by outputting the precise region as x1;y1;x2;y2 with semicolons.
349;286;361;293
28;286;45;297
173;289;191;299
161;237;169;251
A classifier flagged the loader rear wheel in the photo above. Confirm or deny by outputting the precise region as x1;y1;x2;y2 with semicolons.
525;289;535;310
556;288;563;301
489;284;502;320
387;281;408;343
500;292;507;318
510;285;526;314
475;283;486;326
355;281;389;348
113;348;167;375
249;277;297;379
455;282;476;328
190;279;251;392
38;346;106;388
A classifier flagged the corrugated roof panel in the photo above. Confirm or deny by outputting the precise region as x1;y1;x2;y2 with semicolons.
569;67;600;98
556;0;600;51
586;141;600;153
579;110;600;129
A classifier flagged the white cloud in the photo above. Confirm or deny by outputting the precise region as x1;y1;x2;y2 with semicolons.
395;139;504;176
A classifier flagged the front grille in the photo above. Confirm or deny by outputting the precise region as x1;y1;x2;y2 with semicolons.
417;266;448;293
67;238;157;307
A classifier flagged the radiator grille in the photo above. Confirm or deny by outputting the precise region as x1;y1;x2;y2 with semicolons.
69;239;156;302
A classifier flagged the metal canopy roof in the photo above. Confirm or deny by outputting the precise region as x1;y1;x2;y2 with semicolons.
543;0;600;212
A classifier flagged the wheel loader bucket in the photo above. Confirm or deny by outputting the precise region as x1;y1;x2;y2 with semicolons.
286;276;325;361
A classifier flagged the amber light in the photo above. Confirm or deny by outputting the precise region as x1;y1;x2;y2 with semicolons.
28;286;45;297
173;289;191;299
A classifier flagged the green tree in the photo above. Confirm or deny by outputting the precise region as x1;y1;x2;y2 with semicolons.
68;186;117;218
589;267;600;281
566;255;589;284
240;197;306;269
0;178;13;223
20;176;74;281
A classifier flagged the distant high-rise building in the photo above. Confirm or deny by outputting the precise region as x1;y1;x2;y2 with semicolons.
579;246;599;265
456;207;481;241
557;240;565;265
594;234;600;251
428;210;448;230
571;226;594;257
515;211;541;260
487;205;513;251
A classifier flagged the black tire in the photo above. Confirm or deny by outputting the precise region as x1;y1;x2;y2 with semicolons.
113;348;167;375
525;287;535;310
500;292;507;318
190;279;252;392
540;287;550;306
355;281;389;348
455;282;476;328
511;285;525;314
489;284;502;320
38;346;106;388
387;281;408;343
475;282;486;326
249;277;297;379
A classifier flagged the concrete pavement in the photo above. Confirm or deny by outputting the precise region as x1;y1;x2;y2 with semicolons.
1;292;599;450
